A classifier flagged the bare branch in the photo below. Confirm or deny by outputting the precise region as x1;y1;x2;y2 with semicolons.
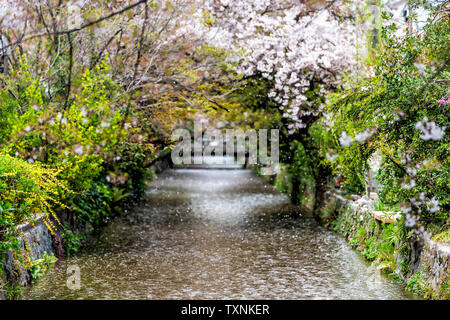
3;0;149;50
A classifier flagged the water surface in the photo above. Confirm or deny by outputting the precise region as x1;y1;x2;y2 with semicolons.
27;168;412;299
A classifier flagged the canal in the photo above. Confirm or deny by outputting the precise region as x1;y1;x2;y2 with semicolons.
27;168;412;299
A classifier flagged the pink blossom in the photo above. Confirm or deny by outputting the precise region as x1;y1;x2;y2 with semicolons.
438;98;450;104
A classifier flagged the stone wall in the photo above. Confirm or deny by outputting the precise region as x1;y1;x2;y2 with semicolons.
323;190;450;300
420;240;450;299
0;215;57;300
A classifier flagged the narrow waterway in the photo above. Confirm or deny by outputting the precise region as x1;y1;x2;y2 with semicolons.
27;168;412;299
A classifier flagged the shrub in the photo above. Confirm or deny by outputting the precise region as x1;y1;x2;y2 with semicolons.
327;14;449;227
0;154;70;265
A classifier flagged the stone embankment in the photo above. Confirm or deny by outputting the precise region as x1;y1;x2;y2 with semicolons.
0;215;56;300
323;191;449;300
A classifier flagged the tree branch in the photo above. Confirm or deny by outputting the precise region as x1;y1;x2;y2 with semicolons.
4;0;148;50
168;78;230;112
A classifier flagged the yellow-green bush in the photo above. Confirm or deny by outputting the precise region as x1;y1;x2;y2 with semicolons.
0;154;70;266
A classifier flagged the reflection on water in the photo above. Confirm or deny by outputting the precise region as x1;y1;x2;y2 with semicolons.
27;169;412;299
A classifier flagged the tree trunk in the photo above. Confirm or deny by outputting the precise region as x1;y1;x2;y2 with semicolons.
291;120;332;218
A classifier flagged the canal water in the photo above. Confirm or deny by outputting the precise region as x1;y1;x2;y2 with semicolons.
27;168;412;299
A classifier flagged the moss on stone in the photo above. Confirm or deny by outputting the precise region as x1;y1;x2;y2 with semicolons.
432;229;450;244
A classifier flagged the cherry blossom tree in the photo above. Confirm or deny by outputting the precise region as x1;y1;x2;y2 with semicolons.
184;0;364;210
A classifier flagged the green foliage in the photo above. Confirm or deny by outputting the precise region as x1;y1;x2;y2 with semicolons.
406;272;426;296
431;229;450;244
337;205;411;281
0;154;69;264
318;198;338;227
29;253;58;280
113;141;155;197
438;278;450;300
2;282;23;300
61;225;86;257
0;54;157;256
273;164;292;195
111;187;130;209
74;182;113;230
270;122;335;206
373;200;400;212
287;141;315;205
327;13;449;225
